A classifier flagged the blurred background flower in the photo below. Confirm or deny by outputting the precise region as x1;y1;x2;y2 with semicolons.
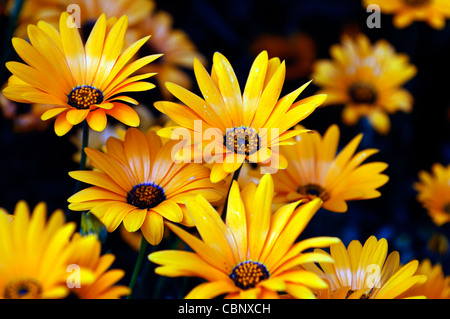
272;124;389;212
312;33;417;135
414;163;450;226
363;0;450;30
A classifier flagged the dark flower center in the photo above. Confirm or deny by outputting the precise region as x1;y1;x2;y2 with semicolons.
68;85;104;110
297;184;330;201
348;82;377;105
224;127;261;156
126;183;166;209
4;278;42;299
403;0;430;7
230;261;270;290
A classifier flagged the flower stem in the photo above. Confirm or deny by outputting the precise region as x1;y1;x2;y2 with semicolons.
66;120;89;221
77;120;90;174
127;235;148;299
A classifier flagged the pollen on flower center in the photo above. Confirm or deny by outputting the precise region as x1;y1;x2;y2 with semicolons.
224;127;261;156
348;82;377;105
297;184;330;201
4;278;42;299
229;261;270;290
403;0;430;7
126;183;166;209
67;85;104;110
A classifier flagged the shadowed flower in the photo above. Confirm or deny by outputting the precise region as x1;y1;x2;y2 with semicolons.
68;128;223;245
312;33;416;134
155;50;326;183
149;174;340;299
303;236;427;299
427;232;449;256
414;163;450;226
66;233;130;299
136;4;206;100
0;88;53;132
363;0;450;29
15;0;155;44
3;12;161;136
272;124;389;212
251;32;316;80
400;259;450;299
0;201;93;299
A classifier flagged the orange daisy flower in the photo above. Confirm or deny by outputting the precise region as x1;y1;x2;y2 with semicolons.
68;128;222;245
3;12;160;136
155;50;326;182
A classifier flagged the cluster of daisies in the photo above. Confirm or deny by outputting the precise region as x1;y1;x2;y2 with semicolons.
0;0;449;299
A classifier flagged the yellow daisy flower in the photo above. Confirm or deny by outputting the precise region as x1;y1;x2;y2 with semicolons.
68;127;223;245
136;3;207;101
2;12;161;136
400;259;450;299
0;201;92;299
312;33;416;134
363;0;450;29
155;50;326;183
66;233;130;299
303;236;427;299
414;163;450;226
272;124;389;212
149;174;340;299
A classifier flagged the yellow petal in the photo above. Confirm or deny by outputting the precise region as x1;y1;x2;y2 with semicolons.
122;208;146;232
248;174;274;260
54;112;73;136
41;107;68;121
66;109;89;125
151;201;183;223
106;103;140;127
193;57;233;128
252;61;285;129
213;52;243;126
93;15;128;89
242;51;268;127
86;109;107;132
225;181;247;261
141;211;164;245
84;14;106;84
185;281;238;299
59;12;85;84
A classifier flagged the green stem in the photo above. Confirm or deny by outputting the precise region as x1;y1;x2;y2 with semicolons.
127;235;148;299
66;120;89;221
77;120;90;174
222;164;243;216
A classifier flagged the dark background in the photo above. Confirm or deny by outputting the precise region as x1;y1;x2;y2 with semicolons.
0;0;449;298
